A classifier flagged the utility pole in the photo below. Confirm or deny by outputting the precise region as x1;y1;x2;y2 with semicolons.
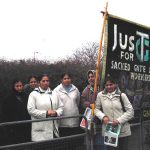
34;51;38;63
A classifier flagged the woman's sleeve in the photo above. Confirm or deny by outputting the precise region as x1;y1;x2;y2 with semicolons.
94;93;106;121
27;93;47;119
76;89;80;107
81;88;90;108
55;94;64;117
117;93;134;124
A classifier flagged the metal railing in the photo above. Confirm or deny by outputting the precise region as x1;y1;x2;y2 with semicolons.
0;111;150;150
0;115;89;150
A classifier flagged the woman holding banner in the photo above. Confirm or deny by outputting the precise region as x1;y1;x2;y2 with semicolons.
81;70;107;150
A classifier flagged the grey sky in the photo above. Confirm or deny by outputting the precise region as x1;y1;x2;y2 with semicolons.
0;0;149;61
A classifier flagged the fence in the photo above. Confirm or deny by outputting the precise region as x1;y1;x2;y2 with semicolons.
0;112;150;150
0;115;90;150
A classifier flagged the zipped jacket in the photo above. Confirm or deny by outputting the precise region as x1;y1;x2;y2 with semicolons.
27;87;63;141
54;84;80;127
94;88;134;137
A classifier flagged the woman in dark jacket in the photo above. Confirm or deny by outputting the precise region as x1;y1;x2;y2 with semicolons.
2;79;31;145
24;75;38;97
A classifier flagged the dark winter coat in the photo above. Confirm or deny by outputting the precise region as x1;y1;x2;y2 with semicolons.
2;91;31;145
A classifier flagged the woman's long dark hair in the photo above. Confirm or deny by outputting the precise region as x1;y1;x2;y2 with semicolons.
27;75;38;83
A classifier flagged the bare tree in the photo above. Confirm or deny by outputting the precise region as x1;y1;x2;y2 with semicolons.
68;42;98;68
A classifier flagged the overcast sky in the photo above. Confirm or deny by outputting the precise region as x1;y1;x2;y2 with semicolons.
0;0;149;61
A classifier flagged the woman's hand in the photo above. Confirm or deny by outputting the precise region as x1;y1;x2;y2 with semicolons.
112;120;120;125
47;110;57;117
103;116;109;124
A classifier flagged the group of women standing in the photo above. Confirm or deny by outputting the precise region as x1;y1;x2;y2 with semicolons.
28;73;82;142
82;71;134;150
2;72;81;145
2;75;38;145
2;72;134;150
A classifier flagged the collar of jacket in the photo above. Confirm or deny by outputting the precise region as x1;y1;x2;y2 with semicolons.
59;83;76;93
34;87;52;94
102;87;121;95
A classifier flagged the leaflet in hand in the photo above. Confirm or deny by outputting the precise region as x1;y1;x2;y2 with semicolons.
104;122;121;147
80;107;92;130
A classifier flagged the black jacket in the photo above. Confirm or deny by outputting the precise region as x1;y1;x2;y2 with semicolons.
2;91;31;145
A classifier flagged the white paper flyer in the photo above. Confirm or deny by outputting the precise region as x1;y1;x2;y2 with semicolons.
80;107;92;130
104;122;121;147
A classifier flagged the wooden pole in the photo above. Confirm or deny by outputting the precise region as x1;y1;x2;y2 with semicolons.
92;2;108;116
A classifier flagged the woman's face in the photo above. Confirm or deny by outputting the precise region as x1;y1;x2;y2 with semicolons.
29;77;38;89
105;80;117;93
39;76;49;90
88;73;95;85
62;74;71;86
14;81;23;92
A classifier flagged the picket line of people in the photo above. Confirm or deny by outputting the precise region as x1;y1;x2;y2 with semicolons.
1;71;134;150
1;72;82;146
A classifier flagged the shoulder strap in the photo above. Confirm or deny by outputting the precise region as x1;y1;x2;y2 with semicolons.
120;93;126;112
34;88;52;94
34;88;45;94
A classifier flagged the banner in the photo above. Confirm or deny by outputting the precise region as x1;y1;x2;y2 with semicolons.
102;14;150;121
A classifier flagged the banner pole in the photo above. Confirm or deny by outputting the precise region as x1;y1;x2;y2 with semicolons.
92;1;108;116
